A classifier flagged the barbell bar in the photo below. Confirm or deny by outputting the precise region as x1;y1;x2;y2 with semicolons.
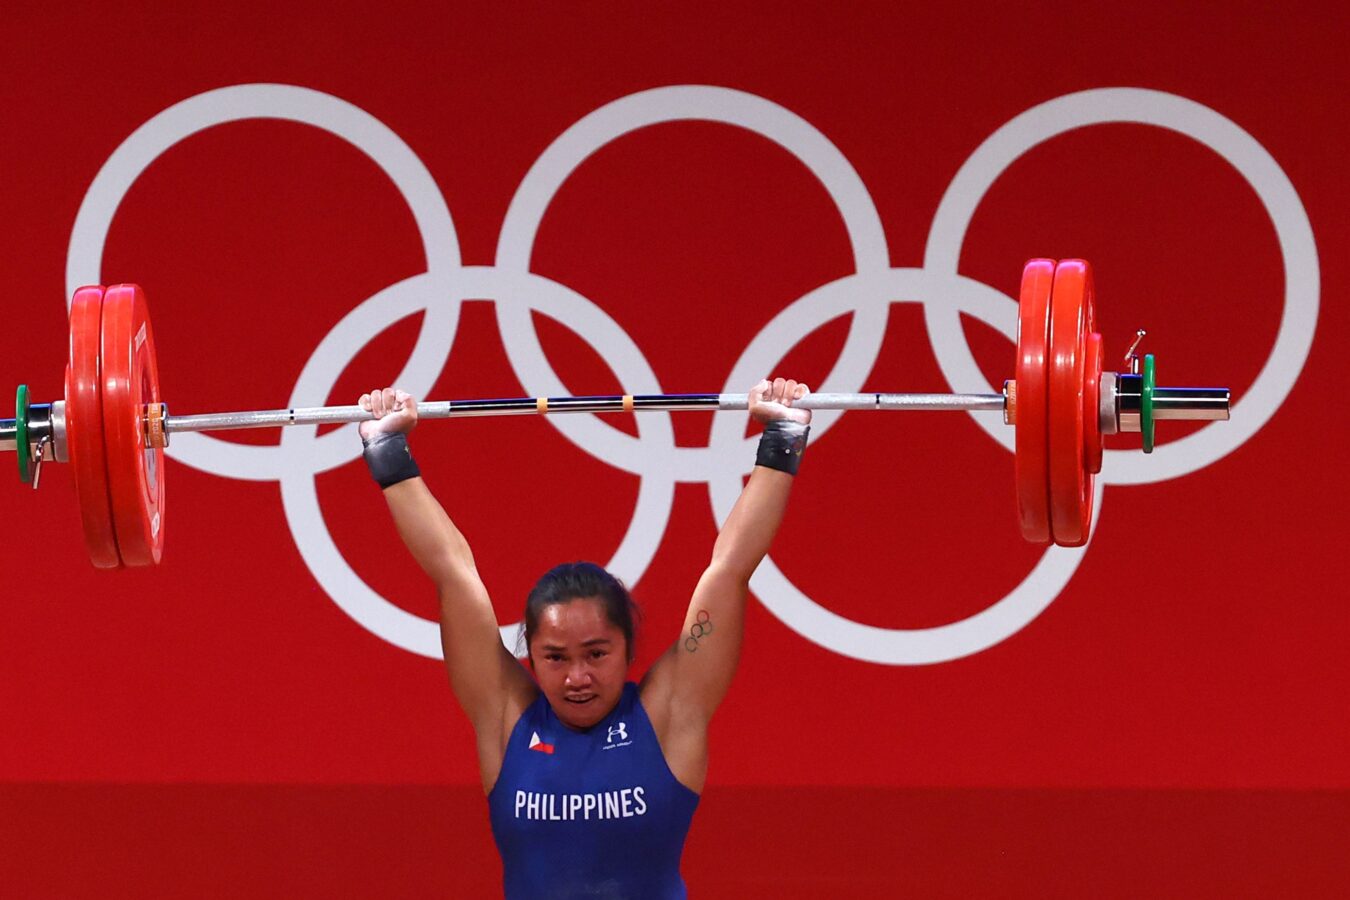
3;259;1230;567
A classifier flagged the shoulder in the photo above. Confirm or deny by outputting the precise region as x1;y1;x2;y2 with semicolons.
509;685;546;729
495;684;545;760
638;656;674;732
637;674;709;794
638;663;705;742
621;681;646;719
637;645;705;729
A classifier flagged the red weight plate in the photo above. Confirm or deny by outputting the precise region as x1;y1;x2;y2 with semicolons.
101;284;166;567
66;286;122;569
1083;332;1104;475
1047;260;1095;546
1015;259;1055;543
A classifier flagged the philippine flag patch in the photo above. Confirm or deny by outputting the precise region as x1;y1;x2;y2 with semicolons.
529;731;555;754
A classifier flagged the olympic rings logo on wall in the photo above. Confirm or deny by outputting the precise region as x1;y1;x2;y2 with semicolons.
65;84;1319;665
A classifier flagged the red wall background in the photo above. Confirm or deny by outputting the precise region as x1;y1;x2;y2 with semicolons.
2;3;1346;896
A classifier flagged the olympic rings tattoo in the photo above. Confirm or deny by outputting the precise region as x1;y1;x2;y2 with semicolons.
684;610;714;653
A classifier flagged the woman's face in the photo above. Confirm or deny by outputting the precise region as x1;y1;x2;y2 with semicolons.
529;597;630;730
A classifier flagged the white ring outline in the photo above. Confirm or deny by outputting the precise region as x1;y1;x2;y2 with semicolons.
280;269;676;656
924;87;1319;484
709;268;1098;664
717;89;1318;664
495;85;892;479
66;83;463;480
63;84;1318;664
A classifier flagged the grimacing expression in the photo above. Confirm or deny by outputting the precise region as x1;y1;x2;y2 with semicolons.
529;597;630;730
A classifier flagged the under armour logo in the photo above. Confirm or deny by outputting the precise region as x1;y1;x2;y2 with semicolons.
607;723;628;744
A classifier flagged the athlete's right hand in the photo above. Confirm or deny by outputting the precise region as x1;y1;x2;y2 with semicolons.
358;387;418;440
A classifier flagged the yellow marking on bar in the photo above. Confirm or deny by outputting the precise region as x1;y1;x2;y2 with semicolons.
536;397;548;414
623;395;634;413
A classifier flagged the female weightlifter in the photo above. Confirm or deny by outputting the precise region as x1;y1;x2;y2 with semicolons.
358;378;812;899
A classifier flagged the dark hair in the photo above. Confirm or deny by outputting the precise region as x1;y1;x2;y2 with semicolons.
521;562;640;662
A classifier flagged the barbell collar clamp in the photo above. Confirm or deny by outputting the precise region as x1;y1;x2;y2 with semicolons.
24;403;54;453
2;403;58;458
1099;372;1119;435
50;401;68;463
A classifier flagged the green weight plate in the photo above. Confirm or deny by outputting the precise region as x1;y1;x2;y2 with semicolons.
1141;354;1156;454
16;384;30;484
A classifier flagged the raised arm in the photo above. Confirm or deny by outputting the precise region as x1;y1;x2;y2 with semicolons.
360;388;536;792
642;378;810;785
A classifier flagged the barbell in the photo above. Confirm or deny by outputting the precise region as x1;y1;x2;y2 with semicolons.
3;259;1229;568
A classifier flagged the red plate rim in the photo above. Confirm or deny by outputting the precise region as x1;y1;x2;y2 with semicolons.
1083;332;1104;476
67;285;121;569
1015;259;1055;544
101;284;166;567
1048;260;1093;546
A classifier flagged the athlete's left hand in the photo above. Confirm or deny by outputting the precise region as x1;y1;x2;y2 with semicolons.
749;378;811;425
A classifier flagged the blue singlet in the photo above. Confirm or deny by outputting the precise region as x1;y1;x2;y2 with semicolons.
488;682;700;899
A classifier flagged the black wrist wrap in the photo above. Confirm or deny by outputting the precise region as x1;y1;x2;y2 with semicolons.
362;432;421;489
755;419;810;476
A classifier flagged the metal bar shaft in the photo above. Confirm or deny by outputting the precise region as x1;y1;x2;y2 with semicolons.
161;391;1008;435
